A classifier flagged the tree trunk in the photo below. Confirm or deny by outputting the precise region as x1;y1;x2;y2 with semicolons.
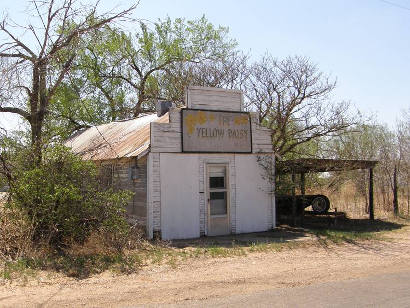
407;171;410;217
29;62;47;166
393;165;399;216
30;117;43;165
133;104;142;118
133;83;146;118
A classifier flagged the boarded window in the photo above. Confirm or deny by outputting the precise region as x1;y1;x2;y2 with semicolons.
98;164;113;187
129;159;141;181
129;166;140;181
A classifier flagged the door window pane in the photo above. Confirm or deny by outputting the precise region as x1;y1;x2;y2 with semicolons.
210;191;227;215
210;176;225;189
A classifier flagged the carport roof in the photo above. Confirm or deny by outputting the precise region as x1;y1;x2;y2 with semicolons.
276;158;378;174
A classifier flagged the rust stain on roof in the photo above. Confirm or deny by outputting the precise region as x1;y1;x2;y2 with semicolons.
65;113;169;160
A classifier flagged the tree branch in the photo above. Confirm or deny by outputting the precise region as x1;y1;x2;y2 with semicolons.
0;105;31;120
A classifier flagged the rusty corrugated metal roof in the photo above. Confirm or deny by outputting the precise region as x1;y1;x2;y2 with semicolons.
65;113;169;160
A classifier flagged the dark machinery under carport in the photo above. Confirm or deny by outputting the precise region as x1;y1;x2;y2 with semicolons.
275;158;378;226
276;194;330;215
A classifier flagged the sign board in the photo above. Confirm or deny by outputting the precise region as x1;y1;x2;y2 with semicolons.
182;109;252;153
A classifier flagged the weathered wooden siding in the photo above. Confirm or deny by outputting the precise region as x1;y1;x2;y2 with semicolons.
250;113;274;153
149;153;161;232
186;86;243;112
147;152;161;238
97;157;148;226
150;109;181;153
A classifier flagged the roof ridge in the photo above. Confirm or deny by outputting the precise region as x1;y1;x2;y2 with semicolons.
112;113;157;123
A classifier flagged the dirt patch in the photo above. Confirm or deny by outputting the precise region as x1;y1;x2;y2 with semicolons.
170;226;314;248
0;223;409;307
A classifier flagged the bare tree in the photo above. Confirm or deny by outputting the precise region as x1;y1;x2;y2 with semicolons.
397;108;410;215
0;0;135;163
245;54;355;156
159;51;249;105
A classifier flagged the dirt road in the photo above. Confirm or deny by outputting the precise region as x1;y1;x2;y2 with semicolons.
1;226;409;307
170;270;410;307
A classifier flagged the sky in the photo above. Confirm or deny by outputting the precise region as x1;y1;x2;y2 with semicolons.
1;0;409;130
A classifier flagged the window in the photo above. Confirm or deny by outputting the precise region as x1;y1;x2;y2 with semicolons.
208;165;228;216
130;165;140;181
210;191;227;215
98;164;113;187
210;176;225;189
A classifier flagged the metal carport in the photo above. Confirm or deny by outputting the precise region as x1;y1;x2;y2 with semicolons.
276;159;378;225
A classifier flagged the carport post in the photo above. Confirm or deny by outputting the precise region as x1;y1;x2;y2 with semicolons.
300;172;306;195
292;172;297;226
300;172;305;226
369;168;374;220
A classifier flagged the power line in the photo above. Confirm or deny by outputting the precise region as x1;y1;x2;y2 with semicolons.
379;0;410;11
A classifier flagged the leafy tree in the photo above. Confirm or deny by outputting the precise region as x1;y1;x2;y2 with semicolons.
46;16;237;139
0;0;135;163
72;16;237;119
53;25;134;125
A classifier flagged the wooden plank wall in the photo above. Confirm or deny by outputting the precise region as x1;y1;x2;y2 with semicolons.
97;157;148;226
250;113;274;153
149;153;161;232
186;86;243;111
150;109;181;153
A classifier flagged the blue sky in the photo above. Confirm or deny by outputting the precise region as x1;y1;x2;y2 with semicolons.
1;0;409;129
134;0;410;127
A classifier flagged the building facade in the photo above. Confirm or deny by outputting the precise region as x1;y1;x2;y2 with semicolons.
67;86;275;240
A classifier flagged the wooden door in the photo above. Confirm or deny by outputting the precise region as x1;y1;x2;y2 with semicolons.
207;164;230;236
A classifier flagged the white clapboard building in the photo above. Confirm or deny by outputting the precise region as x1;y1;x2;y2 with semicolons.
66;86;275;240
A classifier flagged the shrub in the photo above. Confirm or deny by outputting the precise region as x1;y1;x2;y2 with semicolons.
0;205;34;259
9;145;133;249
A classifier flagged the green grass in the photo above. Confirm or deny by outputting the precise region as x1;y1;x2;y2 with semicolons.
2;259;36;282
311;229;379;244
202;245;246;257
1;253;144;281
